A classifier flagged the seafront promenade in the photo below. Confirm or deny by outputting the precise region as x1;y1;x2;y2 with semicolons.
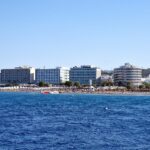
0;86;150;95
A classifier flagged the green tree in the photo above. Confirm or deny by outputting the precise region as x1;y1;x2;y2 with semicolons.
74;82;80;88
39;81;50;87
65;81;73;87
126;82;132;90
101;80;113;86
139;84;144;89
44;83;49;87
143;82;150;89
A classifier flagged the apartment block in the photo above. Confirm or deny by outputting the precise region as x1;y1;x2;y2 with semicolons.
1;66;35;84
70;65;101;85
36;67;69;85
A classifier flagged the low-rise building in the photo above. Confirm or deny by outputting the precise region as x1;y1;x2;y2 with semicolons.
70;65;101;85
141;75;150;83
36;67;69;85
100;75;113;83
1;66;35;84
114;63;142;87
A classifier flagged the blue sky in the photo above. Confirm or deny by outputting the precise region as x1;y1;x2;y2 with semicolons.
0;0;150;70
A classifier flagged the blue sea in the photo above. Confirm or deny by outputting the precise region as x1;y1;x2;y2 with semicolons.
0;93;150;150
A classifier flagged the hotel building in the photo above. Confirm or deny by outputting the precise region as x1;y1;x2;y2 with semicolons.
70;65;101;85
36;67;69;85
114;63;142;87
1;66;35;84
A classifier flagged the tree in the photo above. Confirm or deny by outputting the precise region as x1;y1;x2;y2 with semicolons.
39;81;50;87
101;80;113;87
74;82;80;88
143;82;150;89
39;81;45;87
107;81;113;86
126;82;132;90
65;81;73;87
139;85;144;89
44;83;49;87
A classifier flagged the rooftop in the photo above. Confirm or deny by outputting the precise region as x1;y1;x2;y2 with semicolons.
72;65;100;69
119;63;141;69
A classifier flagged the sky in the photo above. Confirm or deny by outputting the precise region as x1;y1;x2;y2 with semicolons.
0;0;150;70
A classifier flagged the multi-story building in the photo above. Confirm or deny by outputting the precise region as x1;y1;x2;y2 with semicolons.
0;73;1;84
100;75;113;84
114;63;142;87
70;65;101;85
1;66;35;84
36;67;69;85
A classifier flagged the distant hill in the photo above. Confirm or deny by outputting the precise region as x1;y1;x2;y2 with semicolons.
142;69;150;77
102;70;113;76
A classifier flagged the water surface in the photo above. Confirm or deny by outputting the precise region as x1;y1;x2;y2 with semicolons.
0;92;150;150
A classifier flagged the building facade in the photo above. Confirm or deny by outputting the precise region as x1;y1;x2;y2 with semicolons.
36;67;69;85
0;73;1;84
1;66;35;84
70;65;101;85
114;63;142;87
100;75;113;84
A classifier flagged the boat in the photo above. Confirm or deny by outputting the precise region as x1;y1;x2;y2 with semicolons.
41;91;59;94
41;91;49;94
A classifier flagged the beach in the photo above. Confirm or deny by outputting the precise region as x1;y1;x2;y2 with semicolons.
0;86;150;96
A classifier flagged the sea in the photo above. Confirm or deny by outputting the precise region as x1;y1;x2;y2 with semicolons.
0;92;150;150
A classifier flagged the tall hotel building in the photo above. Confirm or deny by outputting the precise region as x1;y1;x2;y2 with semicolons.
36;67;69;85
1;66;35;84
114;63;142;87
70;65;101;85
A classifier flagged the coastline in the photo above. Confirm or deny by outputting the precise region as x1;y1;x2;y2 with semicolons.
0;87;150;96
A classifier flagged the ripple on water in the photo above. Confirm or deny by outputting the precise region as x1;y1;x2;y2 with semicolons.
0;93;150;149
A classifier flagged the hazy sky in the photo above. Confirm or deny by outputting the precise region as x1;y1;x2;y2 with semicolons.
0;0;150;70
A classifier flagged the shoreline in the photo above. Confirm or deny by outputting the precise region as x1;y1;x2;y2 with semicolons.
0;87;150;96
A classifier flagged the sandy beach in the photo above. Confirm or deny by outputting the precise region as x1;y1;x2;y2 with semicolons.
0;86;150;96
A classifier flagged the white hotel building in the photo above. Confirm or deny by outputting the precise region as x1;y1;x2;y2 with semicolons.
36;67;69;85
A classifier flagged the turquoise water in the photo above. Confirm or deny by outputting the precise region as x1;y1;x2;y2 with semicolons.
0;92;150;150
